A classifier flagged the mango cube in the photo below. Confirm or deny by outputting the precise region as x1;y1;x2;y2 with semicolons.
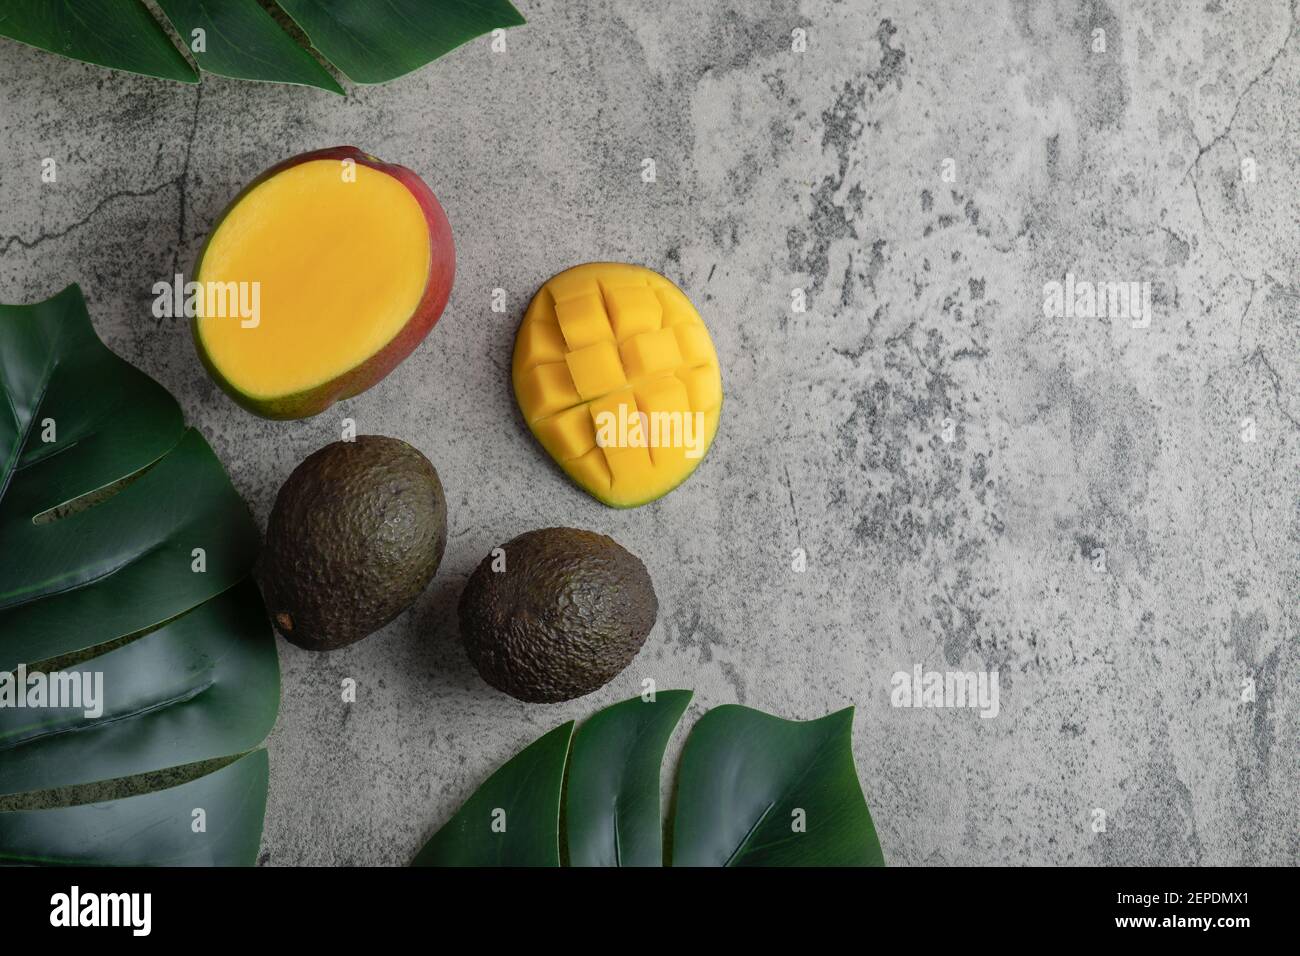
533;404;598;462
677;364;722;413
672;323;716;367
620;327;683;379
565;340;627;400
604;285;663;340
516;362;580;420
515;318;567;370
555;293;614;350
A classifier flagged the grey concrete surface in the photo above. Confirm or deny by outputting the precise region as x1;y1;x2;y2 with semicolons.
0;0;1296;865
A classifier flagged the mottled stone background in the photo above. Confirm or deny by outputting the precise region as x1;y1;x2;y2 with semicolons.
0;0;1295;865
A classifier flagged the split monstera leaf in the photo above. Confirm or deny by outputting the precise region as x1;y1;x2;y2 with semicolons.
414;691;886;867
0;285;278;866
0;0;525;92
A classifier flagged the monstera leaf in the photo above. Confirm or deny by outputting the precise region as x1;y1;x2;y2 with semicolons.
412;691;886;867
0;285;278;866
0;0;525;93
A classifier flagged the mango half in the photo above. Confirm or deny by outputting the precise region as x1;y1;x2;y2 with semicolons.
512;263;722;508
192;146;454;420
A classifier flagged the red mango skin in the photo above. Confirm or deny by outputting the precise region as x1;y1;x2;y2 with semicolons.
191;146;455;420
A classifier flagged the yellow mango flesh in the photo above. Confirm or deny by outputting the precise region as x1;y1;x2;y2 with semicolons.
513;263;722;507
195;159;431;402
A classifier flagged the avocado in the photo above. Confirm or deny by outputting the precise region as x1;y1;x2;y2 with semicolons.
458;528;657;702
258;436;447;651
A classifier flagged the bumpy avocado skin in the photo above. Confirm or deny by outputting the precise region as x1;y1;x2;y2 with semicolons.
458;528;658;702
258;436;447;651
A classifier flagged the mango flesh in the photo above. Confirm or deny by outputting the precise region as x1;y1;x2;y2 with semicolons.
193;146;454;420
512;263;722;508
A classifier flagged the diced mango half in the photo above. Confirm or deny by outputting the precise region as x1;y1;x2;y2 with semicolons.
512;263;722;507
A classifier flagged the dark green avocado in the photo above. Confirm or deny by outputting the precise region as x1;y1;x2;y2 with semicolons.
258;436;447;651
458;528;657;702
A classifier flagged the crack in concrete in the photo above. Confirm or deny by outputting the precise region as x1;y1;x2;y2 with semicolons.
1;86;202;269
782;461;802;543
1176;2;1296;287
1180;3;1296;186
1188;168;1250;280
0;179;181;255
170;85;203;278
1235;277;1258;347
1246;345;1300;432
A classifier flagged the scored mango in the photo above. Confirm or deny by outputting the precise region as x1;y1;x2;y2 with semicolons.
512;263;722;508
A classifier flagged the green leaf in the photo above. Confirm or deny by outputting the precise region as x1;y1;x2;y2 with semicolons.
277;0;526;84
0;580;277;796
0;0;526;90
670;705;884;866
0;750;269;866
0;0;198;83
0;284;277;866
413;695;886;867
0;285;260;667
155;0;344;93
566;690;691;867
413;721;574;867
